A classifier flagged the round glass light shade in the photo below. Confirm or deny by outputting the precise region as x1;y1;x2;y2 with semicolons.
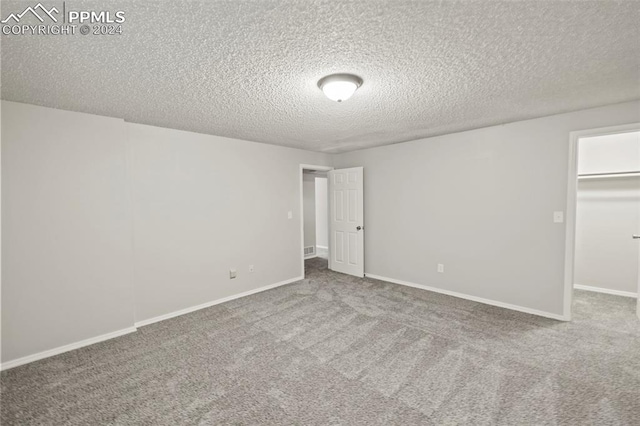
318;74;363;102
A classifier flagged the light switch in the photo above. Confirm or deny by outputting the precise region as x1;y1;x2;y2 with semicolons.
287;211;293;219
553;211;564;223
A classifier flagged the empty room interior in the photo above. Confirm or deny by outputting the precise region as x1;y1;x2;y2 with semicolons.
1;1;640;425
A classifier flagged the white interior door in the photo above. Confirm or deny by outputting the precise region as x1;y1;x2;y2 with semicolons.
328;167;364;277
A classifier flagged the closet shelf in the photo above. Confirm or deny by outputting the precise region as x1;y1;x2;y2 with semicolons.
578;171;640;179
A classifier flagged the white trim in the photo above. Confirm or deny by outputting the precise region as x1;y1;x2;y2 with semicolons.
299;164;334;279
135;275;303;328
366;273;568;321
563;123;640;321
1;326;137;371
574;284;637;298
316;246;329;259
578;171;640;180
304;255;318;260
1;275;304;371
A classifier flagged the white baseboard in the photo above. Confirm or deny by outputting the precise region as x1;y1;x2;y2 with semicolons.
316;245;328;250
0;326;137;371
574;284;637;298
1;276;304;371
365;273;569;321
304;255;317;260
135;275;303;328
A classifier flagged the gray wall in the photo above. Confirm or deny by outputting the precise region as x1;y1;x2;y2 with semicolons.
128;123;331;323
1;101;331;365
2;102;135;362
334;101;640;317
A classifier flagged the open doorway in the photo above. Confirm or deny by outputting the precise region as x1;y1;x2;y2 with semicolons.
299;164;365;279
300;165;332;277
564;124;640;321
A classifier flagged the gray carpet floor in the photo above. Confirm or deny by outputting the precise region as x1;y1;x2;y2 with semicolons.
2;257;640;425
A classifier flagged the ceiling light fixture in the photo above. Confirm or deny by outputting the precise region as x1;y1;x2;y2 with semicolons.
317;73;363;102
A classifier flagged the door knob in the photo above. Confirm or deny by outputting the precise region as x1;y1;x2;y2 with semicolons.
633;235;640;239
356;226;362;231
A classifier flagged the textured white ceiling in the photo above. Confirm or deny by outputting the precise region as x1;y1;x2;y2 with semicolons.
2;1;639;153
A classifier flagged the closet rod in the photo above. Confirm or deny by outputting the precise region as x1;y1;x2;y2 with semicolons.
578;171;640;179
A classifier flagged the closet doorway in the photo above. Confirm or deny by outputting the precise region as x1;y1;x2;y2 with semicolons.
564;124;640;320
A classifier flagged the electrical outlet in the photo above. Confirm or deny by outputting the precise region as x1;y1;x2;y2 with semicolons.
249;265;254;273
437;263;445;273
287;211;293;219
229;269;237;279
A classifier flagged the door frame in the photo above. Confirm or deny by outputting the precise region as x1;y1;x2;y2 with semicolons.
299;164;334;277
563;122;640;321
